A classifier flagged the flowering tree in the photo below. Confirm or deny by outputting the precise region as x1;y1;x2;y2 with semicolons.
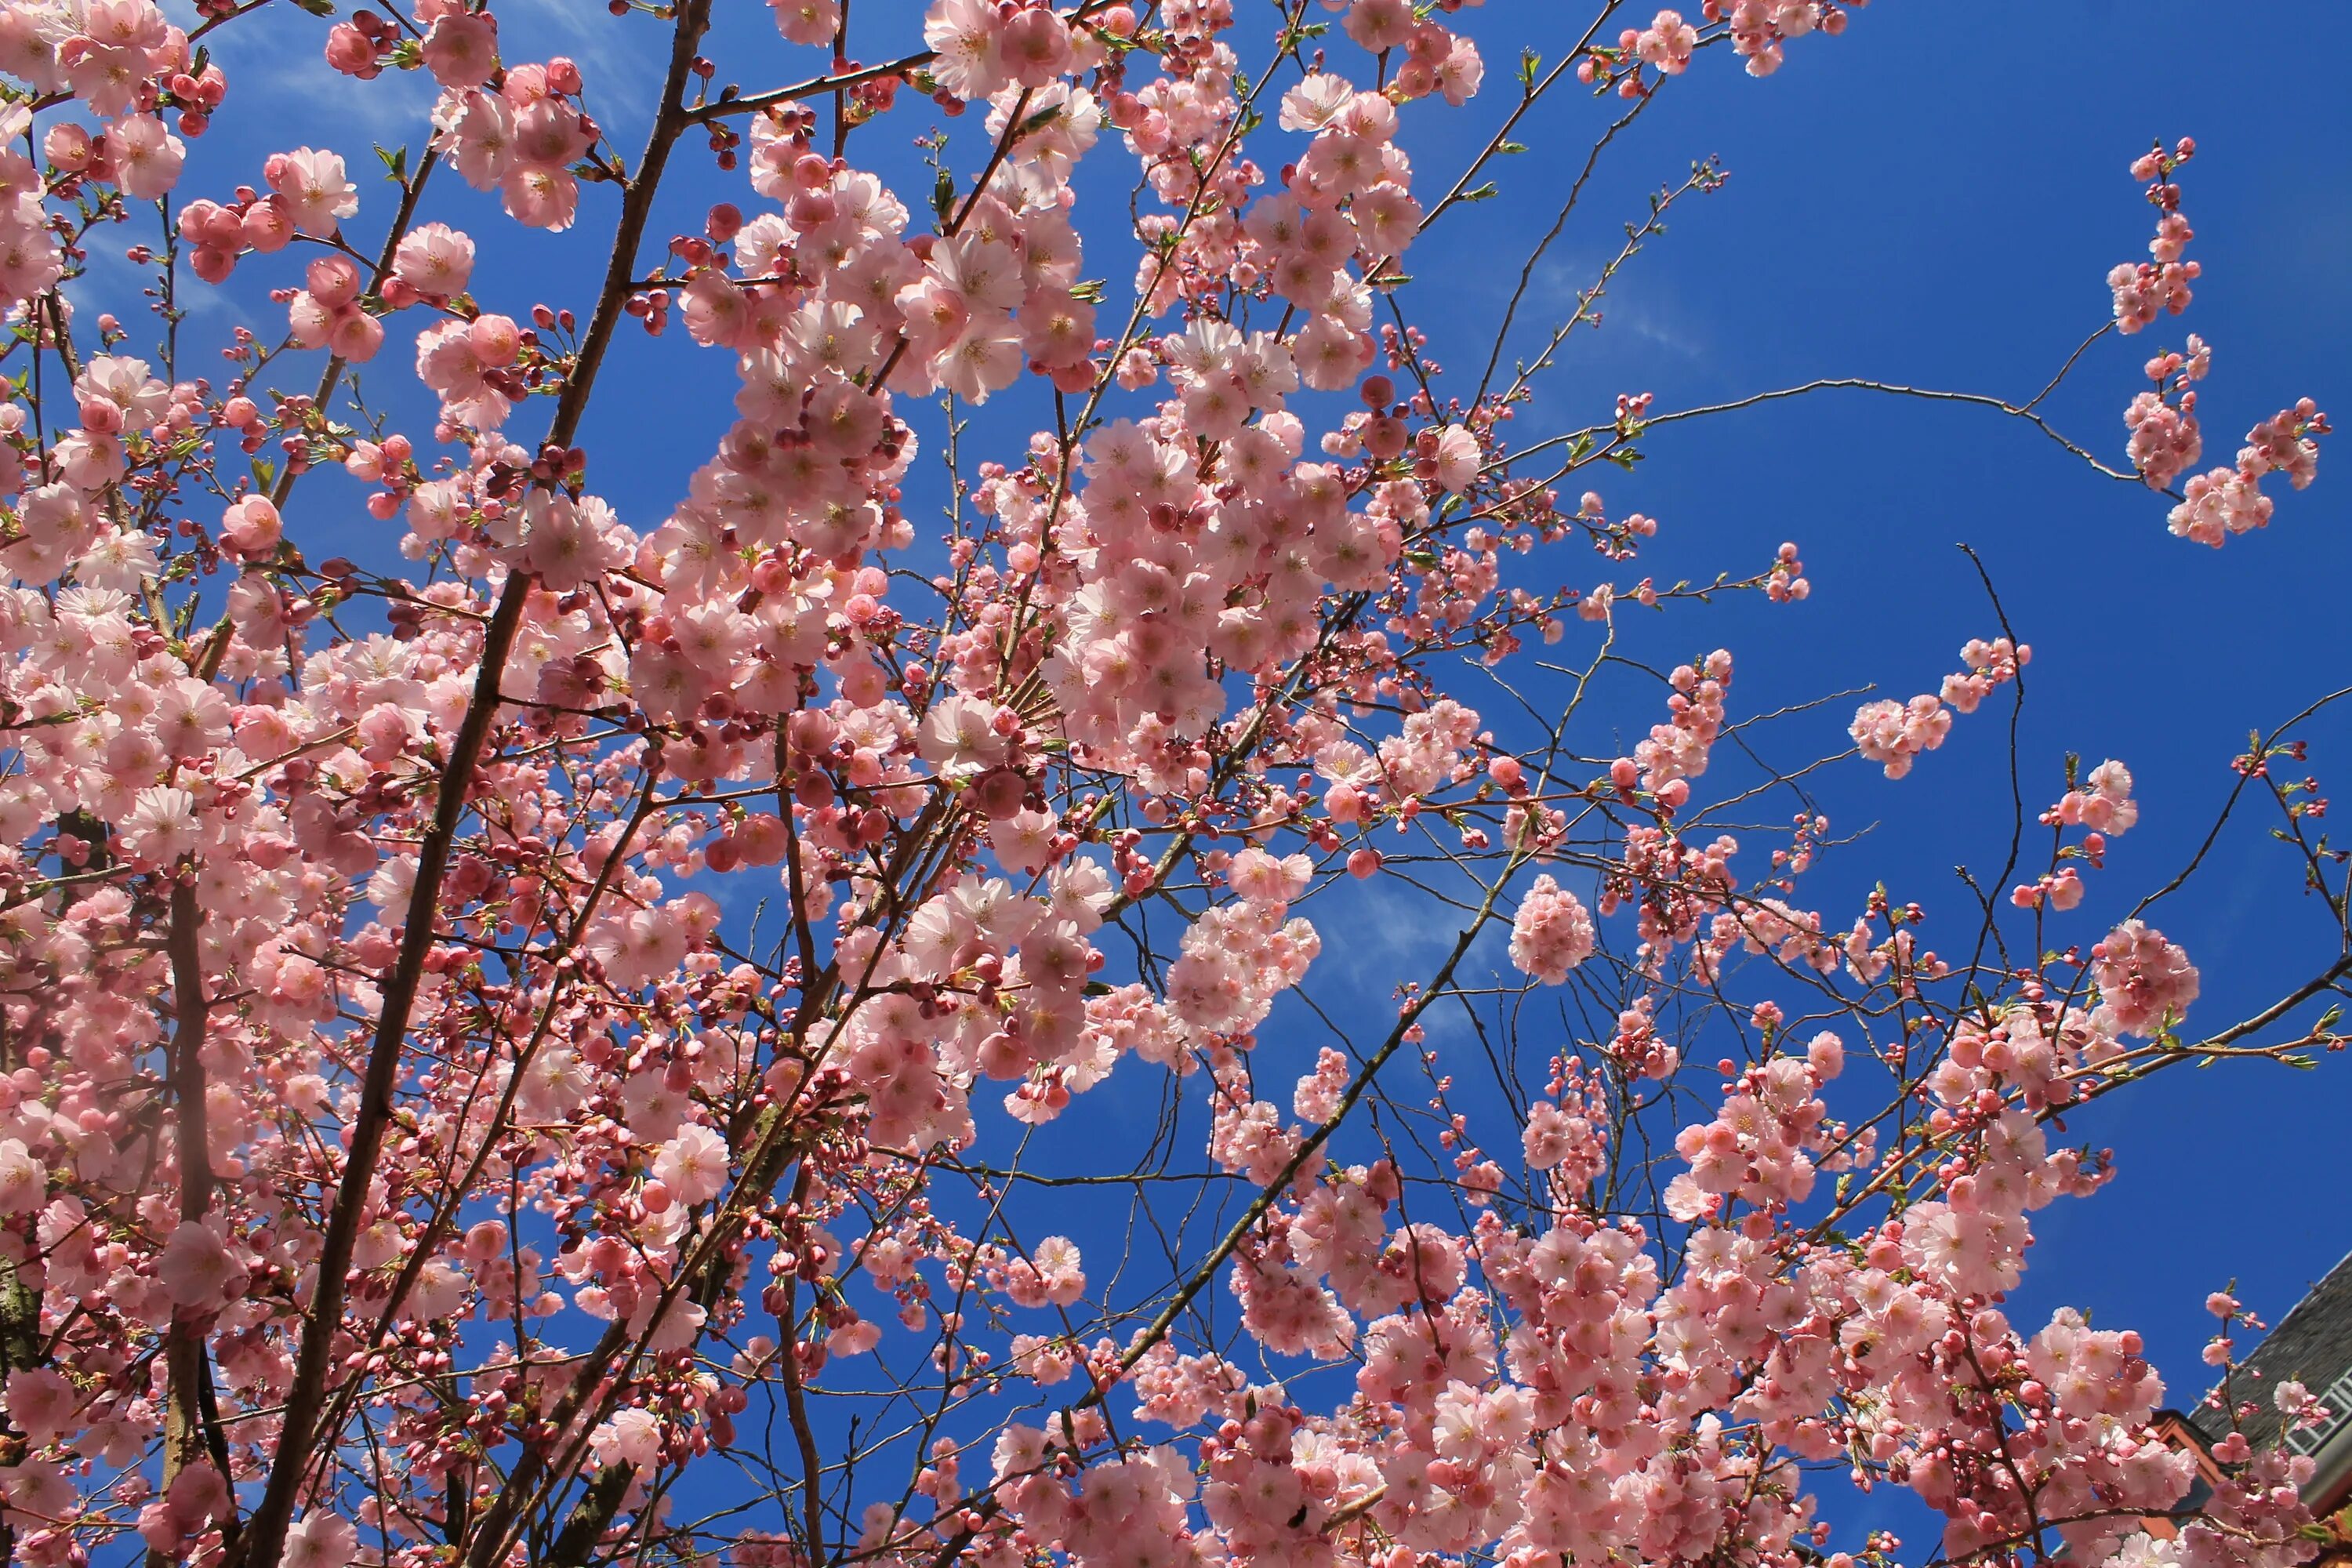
0;2;2343;1568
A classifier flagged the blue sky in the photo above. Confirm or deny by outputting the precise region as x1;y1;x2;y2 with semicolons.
1435;0;2352;1406
118;0;2352;1549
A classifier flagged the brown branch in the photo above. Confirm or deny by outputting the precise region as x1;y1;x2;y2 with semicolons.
909;869;1519;1568
685;51;933;126
681;2;1120;125
295;773;665;1492
1377;2;1624;257
1506;376;2149;488
234;518;531;1568
236;4;717;1563
270;155;437;511
151;879;236;1564
545;1464;636;1568
1080;865;1521;1406
779;1247;828;1564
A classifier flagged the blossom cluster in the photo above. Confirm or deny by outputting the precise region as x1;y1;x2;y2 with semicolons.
2107;140;2329;543
0;5;2332;1568
1851;636;2027;779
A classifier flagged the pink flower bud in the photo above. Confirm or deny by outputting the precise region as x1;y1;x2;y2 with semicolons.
287;292;335;348
788;187;837;229
791;153;833;191
305;254;361;310
175;198;219;242
44;122;93;172
972;769;1027;820
201;206;245;252
469;314;522;367
242;198;295;253
323;22;379;77
329;307;385;362
220;495;282;559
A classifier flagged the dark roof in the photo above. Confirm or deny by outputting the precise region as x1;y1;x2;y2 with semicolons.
2189;1247;2352;1454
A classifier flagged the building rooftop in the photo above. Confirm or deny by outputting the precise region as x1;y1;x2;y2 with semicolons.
2187;1246;2352;1458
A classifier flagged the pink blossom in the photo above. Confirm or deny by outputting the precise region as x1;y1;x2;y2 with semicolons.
924;0;1010;101
267;146;358;235
1850;693;1951;779
2;1368;75;1446
652;1124;730;1204
157;1222;242;1312
284;1512;359;1568
419;11;497;88
0;1138;46;1214
1509;875;1596;984
0;23;2335;1568
2168;465;2272;546
771;0;843;45
2093;920;2201;1036
107;113;183;199
1635;9;1698;73
392;221;476;297
2050;759;2139;836
122;785;201;863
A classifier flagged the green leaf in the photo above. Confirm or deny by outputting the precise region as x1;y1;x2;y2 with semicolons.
376;144;407;182
1460;182;1499;203
288;0;336;16
932;168;956;227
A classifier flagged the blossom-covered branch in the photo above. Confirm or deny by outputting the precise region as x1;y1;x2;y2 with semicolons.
0;5;2339;1568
